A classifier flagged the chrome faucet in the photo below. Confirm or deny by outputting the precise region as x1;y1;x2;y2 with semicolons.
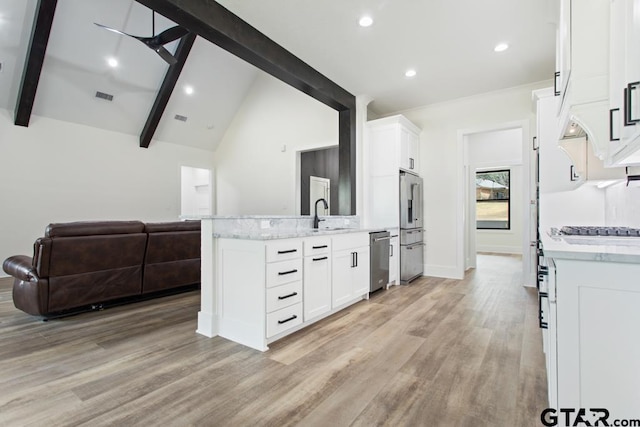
313;198;328;229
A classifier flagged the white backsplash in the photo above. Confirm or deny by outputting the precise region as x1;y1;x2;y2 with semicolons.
605;182;640;228
182;215;360;234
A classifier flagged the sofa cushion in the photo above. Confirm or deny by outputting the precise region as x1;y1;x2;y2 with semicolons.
48;234;147;277
144;221;201;233
45;221;145;238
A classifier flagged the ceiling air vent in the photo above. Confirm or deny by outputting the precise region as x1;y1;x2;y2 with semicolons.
95;91;114;101
174;114;188;122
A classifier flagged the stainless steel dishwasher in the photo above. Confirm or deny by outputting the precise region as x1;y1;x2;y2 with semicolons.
369;231;390;292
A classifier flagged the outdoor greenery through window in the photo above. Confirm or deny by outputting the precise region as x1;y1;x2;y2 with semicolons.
476;169;510;230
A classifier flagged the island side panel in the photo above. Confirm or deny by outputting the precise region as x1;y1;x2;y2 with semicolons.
218;238;268;351
197;218;218;337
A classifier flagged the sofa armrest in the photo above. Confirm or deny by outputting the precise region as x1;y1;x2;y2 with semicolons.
3;256;38;282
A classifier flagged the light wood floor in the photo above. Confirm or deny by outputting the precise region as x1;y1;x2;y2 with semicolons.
0;254;547;426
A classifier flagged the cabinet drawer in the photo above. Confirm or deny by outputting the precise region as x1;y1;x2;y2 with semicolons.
266;281;302;313
304;237;331;256
266;259;303;288
266;303;302;338
331;232;370;252
266;240;302;263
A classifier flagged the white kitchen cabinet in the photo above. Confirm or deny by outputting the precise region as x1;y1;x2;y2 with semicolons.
542;255;640;419
535;88;625;190
555;0;572;113
209;232;370;351
609;0;640;165
366;115;421;229
331;232;370;308
535;88;580;193
400;126;419;172
555;0;611;160
389;230;399;286
303;237;331;321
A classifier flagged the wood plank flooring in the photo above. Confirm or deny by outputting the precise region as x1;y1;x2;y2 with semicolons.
0;254;548;426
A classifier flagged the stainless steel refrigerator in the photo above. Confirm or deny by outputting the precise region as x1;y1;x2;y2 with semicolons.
400;171;424;283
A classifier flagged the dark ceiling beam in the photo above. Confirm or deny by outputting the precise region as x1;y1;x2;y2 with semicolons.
135;0;357;214
140;33;197;148
15;0;58;127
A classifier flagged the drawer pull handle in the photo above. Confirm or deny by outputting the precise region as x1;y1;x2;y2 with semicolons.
278;269;298;276
278;292;298;300
313;256;328;262
278;315;298;324
277;249;297;254
312;245;328;249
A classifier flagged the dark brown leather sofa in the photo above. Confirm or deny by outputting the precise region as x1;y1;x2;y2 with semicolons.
2;220;201;318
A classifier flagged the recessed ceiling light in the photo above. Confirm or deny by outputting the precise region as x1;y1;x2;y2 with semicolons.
107;57;118;68
405;69;417;78
184;85;194;95
359;16;373;27
494;43;509;52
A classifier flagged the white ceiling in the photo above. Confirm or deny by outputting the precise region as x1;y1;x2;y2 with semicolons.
0;0;557;151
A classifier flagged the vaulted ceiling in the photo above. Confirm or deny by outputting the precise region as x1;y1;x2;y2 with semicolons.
0;0;557;151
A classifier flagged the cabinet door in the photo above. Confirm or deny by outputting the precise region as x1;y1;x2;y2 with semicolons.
556;0;572;112
389;236;399;285
303;255;331;321
352;247;370;296
408;131;419;172
538;94;581;193
623;0;640;140
332;249;354;308
399;127;419;172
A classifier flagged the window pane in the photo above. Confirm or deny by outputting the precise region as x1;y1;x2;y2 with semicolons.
476;170;510;229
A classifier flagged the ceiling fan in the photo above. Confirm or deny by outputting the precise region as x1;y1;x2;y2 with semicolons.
95;10;189;65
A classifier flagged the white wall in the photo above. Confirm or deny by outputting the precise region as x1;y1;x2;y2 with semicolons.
467;128;523;254
397;81;549;279
181;166;213;216
213;74;338;215
0;109;215;277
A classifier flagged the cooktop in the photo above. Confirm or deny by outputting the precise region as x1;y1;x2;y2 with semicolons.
559;226;640;237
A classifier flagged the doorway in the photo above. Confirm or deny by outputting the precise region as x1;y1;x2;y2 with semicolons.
458;121;534;287
310;176;330;215
181;166;213;216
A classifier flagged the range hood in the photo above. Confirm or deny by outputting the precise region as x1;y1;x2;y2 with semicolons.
558;100;610;162
558;101;626;182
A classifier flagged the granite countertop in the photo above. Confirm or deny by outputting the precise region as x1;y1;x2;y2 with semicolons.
213;227;387;240
541;232;640;263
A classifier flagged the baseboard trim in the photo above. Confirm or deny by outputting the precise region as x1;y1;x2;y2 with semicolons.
476;245;522;255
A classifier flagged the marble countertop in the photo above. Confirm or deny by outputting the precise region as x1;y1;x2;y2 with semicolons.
541;232;640;263
213;227;387;240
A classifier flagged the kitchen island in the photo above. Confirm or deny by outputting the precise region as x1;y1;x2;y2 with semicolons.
194;215;378;351
539;231;640;421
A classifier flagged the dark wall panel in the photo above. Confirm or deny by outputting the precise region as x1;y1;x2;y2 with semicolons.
300;147;339;215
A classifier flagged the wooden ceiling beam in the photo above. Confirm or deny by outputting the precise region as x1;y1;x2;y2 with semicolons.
140;33;197;148
14;0;58;127
135;0;357;214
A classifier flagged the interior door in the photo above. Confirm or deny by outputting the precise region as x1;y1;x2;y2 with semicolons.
310;176;330;215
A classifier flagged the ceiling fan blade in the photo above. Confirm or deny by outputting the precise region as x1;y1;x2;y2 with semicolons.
155;46;178;65
94;22;145;42
154;26;189;45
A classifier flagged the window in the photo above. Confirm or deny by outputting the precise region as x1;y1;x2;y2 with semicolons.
476;169;510;230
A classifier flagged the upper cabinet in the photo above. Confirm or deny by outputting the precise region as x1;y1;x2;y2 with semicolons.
535;89;580;193
399;126;420;172
555;0;611;160
555;0;572;113
608;0;640;165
